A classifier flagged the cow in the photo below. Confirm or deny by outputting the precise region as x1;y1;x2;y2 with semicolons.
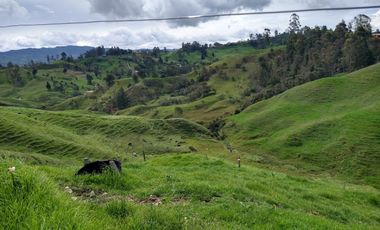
76;160;122;175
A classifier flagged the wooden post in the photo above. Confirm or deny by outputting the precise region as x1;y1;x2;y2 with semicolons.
237;156;241;168
143;151;146;161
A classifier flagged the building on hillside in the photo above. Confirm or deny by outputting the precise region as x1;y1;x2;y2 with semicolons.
373;31;380;40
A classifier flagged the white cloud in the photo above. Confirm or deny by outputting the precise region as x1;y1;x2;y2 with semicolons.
34;5;54;14
87;0;272;26
0;0;379;51
373;10;380;29
0;0;28;23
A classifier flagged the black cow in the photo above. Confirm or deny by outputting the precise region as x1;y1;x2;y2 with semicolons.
76;160;122;175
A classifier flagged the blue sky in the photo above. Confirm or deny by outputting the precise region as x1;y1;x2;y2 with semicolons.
0;0;379;51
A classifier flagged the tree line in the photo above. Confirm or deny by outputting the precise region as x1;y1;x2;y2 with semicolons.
242;14;379;108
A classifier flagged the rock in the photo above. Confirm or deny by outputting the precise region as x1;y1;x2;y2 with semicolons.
64;186;73;194
71;197;78;201
189;146;198;152
89;191;96;198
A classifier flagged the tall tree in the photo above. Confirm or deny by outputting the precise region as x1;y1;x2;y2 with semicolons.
7;65;23;87
353;14;372;37
115;87;128;109
343;34;374;71
60;52;67;61
105;74;115;87
264;28;271;47
46;81;51;91
289;13;301;33
86;74;93;85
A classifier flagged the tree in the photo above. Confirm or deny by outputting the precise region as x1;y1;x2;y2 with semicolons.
46;81;51;91
32;68;38;76
264;28;271;46
60;52;67;61
96;46;106;56
343;34;374;71
342;14;374;71
115;87;128;109
66;55;74;62
86;74;93;85
132;73;139;83
174;107;183;117
105;74;115;87
94;65;101;76
335;20;348;38
353;14;372;37
289;13;301;33
7;65;23;87
152;47;160;58
200;45;207;60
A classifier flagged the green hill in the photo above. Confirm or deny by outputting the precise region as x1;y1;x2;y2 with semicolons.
224;63;380;188
0;32;380;228
0;44;271;125
0;64;379;228
0;107;213;160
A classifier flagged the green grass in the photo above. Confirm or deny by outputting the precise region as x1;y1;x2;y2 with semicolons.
225;63;380;188
0;45;379;228
0;68;102;108
120;95;238;124
1;153;379;229
0;107;214;159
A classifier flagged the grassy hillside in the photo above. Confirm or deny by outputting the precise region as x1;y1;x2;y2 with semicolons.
118;47;272;124
1;39;379;228
1;152;379;229
0;67;101;108
1;63;380;228
224;63;380;188
0;107;213;159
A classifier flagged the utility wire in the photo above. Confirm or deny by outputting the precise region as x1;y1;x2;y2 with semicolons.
1;5;380;29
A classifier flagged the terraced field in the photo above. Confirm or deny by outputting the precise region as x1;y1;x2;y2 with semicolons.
0;107;214;159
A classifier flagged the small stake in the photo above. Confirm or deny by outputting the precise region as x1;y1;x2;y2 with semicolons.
237;156;241;168
83;158;90;166
143;151;146;161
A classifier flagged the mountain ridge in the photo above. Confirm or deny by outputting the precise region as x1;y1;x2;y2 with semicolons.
0;45;94;65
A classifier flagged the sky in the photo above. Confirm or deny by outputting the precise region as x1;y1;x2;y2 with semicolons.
0;0;380;51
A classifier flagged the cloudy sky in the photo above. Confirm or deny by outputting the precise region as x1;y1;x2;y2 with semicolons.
0;0;380;51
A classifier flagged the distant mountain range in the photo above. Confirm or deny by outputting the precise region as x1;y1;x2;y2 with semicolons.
0;46;94;66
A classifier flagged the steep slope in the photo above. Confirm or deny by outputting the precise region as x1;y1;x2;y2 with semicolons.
224;63;380;187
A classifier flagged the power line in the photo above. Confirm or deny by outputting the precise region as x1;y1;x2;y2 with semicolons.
1;5;380;29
